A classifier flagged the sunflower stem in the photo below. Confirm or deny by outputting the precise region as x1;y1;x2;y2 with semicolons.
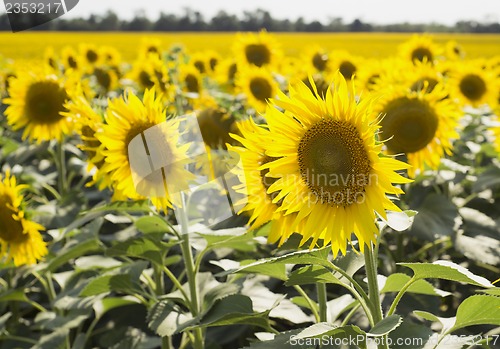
55;139;68;196
364;244;390;348
316;283;328;322
177;193;204;349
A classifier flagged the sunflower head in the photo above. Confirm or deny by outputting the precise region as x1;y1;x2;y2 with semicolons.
235;66;278;113
233;31;282;69
4;70;74;143
258;72;412;255
179;64;203;95
0;170;47;266
79;43;101;66
448;61;497;107
197;107;238;149
330;51;360;80
374;83;460;177
214;58;238;88
399;34;441;65
96;89;194;210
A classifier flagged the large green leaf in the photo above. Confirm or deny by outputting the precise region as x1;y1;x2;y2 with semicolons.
80;274;141;297
409;193;458;240
135;215;173;234
93;297;140;319
399;260;494;288
106;235;166;266
452;295;500;330
241;329;316;349
48;238;102;272
381;273;451;297
285;265;342;286
473;166;500;192
368;315;402;336
147;301;193;337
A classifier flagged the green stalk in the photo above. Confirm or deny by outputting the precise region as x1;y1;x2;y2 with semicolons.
364;245;389;349
387;277;416;316
293;285;320;323
177;194;204;349
55;139;68;196
316;283;328;322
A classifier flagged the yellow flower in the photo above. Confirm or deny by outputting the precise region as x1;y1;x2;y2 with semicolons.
61;46;81;71
232;31;283;69
330;50;361;81
445;40;465;60
0;170;47;266
374;82;460;177
235;66;278;113
214;58;238;89
448;60;498;107
398;34;442;64
229;119;303;246
96;89;193;210
4;69;73;143
261;73;412;255
79;43;101;66
301;45;331;74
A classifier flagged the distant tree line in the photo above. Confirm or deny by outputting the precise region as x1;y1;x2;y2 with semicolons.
0;8;499;32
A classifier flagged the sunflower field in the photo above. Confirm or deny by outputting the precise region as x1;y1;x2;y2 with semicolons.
0;31;500;349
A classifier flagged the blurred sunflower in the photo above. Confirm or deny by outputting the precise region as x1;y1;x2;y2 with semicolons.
228;119;303;246
127;57;157;92
214;58;238;88
197;107;238;150
445;40;465;60
96;89;193;210
0;170;47;266
330;51;361;81
61;93;110;191
139;38;163;58
405;60;444;94
4;70;73;143
190;52;209;75
236;66;278;113
179;64;203;95
374;83;460;177
43;47;59;71
233;31;282;68
91;66;119;95
301;45;330;73
399;34;441;64
448;62;497;107
79;43;101;66
61;46;81;71
262;73;412;254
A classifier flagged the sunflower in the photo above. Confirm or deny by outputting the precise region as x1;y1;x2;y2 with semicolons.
301;45;331;73
179;63;203;95
399;34;441;65
233;31;283;69
79;43;101;66
139;38;163;58
4;70;73;143
61;46;81;71
214;58;238;89
96;89;193;210
330;51;361;81
91;66;119;95
61;93;110;191
374;82;460;177
445;40;465;60
261;73;412;255
404;60;444;94
197;107;238;150
236;66;278;113
127;57;157;92
448;61;498;107
0;170;47;266
228;119;303;246
44;47;59;71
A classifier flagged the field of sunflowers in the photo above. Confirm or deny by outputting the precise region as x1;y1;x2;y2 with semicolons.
0;31;500;349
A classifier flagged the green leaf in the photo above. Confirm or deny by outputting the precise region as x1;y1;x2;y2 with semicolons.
148;301;193;337
93;297;140;319
409;193;458;240
241;329;315;349
381;273;451;297
135;215;172;234
214;259;287;280
368;315;402;336
182;295;272;332
80;274;140;297
473;166;500;192
48;238;101;272
106;235;164;266
199;226;259;251
480;288;500;296
64;200;151;234
285;265;342;286
399;260;494;288
222;246;332;280
384;210;417;232
0;289;29;303
452;295;500;330
33;329;68;349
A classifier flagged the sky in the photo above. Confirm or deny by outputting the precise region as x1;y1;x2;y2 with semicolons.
58;0;500;25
